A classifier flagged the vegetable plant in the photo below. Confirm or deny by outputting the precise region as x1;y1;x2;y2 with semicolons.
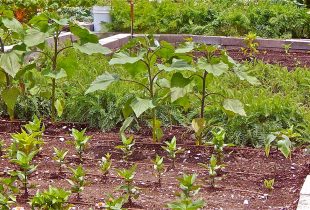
282;44;292;54
167;173;205;210
0;177;19;210
241;32;259;59
67;165;87;199
53;147;68;174
116;164;139;206
115;135;135;161
162;136;184;169
72;128;91;162
152;154;165;186
99;153;112;180
101;195;126;210
30;186;72;210
264;179;275;191
10;150;38;197
198;155;223;188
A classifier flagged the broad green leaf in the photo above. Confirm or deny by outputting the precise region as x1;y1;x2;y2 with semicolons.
42;68;67;80
109;52;141;65
158;59;195;72
277;136;292;159
175;42;194;53
2;87;20;119
69;23;98;44
2;18;23;33
198;59;228;76
124;60;146;77
234;65;261;85
85;72;120;94
29;13;49;32
265;134;277;157
171;84;193;102
120;117;134;134
0;51;21;77
192;118;206;136
171;72;191;88
54;99;64;117
130;98;155;118
24;28;46;47
51;18;69;26
73;43;112;55
223;99;246;116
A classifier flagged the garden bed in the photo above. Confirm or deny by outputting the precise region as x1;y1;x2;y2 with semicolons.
0;121;309;209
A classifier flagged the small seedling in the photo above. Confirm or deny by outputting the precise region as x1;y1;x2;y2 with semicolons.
282;43;292;54
0;139;4;156
116;164;139;206
162;136;184;169
0;177;19;209
72;128;91;162
241;32;259;59
30;186;72;209
99;153;112;180
10;150;38;197
152;154;165;186
205;127;233;164
23;115;45;139
53;147;68;173
198;155;223;188
99;195;126;210
264;179;275;191
115;135;135;161
265;131;293;159
167;173;205;210
67;165;87;199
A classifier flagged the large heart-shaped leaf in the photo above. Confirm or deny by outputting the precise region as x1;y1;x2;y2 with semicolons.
24;28;46;47
158;59;195;72
2;18;23;33
42;68;67;80
175;42;194;53
277;136;292;159
73;43;112;55
2;87;20;119
0;51;21;77
109;52;142;65
234;65;261;85
69;23;98;44
198;59;228;76
223;99;246;116
192;118;206;136
130;98;155;118
85;72;119;94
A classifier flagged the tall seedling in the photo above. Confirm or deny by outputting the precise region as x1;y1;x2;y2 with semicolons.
86;36;178;142
27;12;111;121
72;128;91;163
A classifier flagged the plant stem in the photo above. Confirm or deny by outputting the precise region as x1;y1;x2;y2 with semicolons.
51;33;59;122
200;71;208;119
24;170;28;197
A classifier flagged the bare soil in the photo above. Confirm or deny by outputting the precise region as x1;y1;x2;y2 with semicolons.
0;120;309;210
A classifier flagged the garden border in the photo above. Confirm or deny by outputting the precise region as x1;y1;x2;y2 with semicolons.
297;175;310;210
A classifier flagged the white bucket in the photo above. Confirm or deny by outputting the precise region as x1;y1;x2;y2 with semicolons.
92;6;111;32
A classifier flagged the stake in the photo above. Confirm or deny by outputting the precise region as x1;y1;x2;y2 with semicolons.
130;0;134;38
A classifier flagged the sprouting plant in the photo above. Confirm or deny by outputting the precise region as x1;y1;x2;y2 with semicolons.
264;179;275;191
67;165;87;199
23;115;45;139
10;150;38;197
167;173;205;210
0;177;19;210
99;153;112;180
53;147;68;173
162;137;184;169
198;155;223;188
152;154;165;186
0;139;4;156
205;127;233;164
72;128;91;162
115;135;135;161
116;164;139;206
99;195;126;210
241;32;259;58
282;43;292;54
30;186;72;209
265;130;294;159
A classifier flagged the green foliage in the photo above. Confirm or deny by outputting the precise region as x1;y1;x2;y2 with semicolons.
53;147;68;173
198;155;224;188
98;195;125;210
0;177;18;210
162;136;184;169
264;178;275;191
115;135;135;161
72;128;91;162
167;173;205;210
0;139;4;156
241;32;259;58
152;154;165;186
99;153;112;178
116;164;139;205
30;186;72;210
67;165;86;199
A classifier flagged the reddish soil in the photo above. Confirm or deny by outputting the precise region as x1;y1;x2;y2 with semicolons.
0;120;309;210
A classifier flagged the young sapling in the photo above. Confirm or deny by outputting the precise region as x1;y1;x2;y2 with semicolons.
53;147;68;174
152;154;165;186
264;179;275;191
115;135;135;162
72;128;91;162
162;136;184;169
99;153;112;181
67;165;87;199
198;155;223;188
0;177;19;209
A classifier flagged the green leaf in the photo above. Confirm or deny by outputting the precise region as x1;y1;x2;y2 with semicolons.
73;43;112;55
24;28;46;47
171;85;192;102
158;59;195;72
42;68;67;80
130;98;155;118
171;72;191;88
54;99;64;117
2;87;20;119
85;72;120;94
192;118;206;136
234;65;261;85
0;51;21;77
124;60;146;77
120;117;134;134
277;136;292;159
175;42;194;53
109;52;141;65
223;99;246;116
69;23;98;44
198;60;228;76
2;18;23;33
265;134;277;157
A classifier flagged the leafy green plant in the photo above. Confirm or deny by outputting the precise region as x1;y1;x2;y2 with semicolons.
100;195;126;210
167;173;205;210
72;128;91;162
30;186;72;210
0;177;19;210
53;147;68;173
67;165;86;199
10;150;38;197
205;127;233;164
0;139;4;156
161;137;184;169
241;32;259;58
152;154;165;186
99;153;112;180
115;135;135;161
198;155;223;188
116;164;139;206
263;178;275;191
282;43;292;54
23;115;45;137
